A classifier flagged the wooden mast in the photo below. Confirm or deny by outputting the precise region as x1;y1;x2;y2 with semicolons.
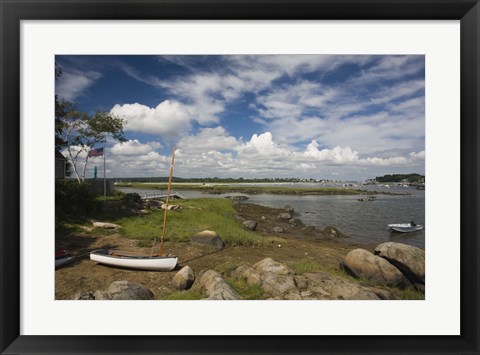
159;144;176;256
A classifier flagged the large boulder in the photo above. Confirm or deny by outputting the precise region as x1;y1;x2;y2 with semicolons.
252;258;298;297
194;270;240;300
374;242;425;285
172;266;195;290
233;258;298;298
106;281;154;300
231;264;262;286
341;249;411;288
230;258;395;300
300;272;381;300
191;230;224;249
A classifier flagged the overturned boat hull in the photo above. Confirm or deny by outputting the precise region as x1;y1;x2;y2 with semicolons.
55;256;75;268
90;249;178;271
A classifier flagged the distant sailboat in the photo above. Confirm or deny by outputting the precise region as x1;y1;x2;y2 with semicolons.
90;145;178;271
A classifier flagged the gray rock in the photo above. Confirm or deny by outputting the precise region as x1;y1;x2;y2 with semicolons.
191;230;224;249
273;226;284;233
161;203;179;211
231;264;262;286
194;270;240;300
243;220;257;231
261;216;267;221
73;291;95;300
374;242;425;285
107;281;154;300
302;272;381;300
277;213;292;220
253;257;294;276
365;286;398;300
284;206;294;213
232;258;385;300
93;290;112;300
252;258;297;297
288;218;303;227
225;195;249;201
322;226;346;238
172;266;195;290
92;221;121;229
341;249;411;288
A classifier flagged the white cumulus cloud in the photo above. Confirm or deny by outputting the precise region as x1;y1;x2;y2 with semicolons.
238;132;291;158
177;126;240;153
110;140;161;156
304;141;360;163
110;100;191;137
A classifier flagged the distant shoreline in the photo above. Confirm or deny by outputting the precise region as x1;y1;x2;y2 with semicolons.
114;182;411;196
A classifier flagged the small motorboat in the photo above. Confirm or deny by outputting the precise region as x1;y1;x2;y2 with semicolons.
388;221;423;233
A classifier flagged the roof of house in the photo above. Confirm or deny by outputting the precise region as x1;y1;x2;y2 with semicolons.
55;150;66;160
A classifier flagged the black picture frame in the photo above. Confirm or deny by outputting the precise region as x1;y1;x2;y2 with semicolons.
1;1;479;354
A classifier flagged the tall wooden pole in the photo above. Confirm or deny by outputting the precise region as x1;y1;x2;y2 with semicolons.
159;144;176;256
103;149;106;201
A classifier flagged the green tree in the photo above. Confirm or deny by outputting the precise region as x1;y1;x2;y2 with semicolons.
61;111;127;183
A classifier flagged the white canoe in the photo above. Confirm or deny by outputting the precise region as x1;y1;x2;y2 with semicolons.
388;223;423;233
90;249;178;271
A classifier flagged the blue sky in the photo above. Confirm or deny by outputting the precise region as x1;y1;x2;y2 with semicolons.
56;55;425;181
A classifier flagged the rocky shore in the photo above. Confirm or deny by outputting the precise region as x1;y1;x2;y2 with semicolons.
56;201;425;300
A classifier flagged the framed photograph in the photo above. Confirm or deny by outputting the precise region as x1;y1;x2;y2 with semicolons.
1;0;479;354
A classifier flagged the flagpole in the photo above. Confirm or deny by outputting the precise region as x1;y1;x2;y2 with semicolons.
103;148;106;201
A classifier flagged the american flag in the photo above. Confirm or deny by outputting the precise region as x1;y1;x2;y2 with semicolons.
88;147;104;157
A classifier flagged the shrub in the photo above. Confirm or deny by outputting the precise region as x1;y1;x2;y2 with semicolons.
55;180;97;217
112;190;125;197
121;192;143;206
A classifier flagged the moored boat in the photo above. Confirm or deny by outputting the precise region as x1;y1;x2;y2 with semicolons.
388;221;423;233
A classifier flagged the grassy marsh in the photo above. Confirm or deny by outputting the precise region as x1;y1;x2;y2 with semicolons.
114;182;363;195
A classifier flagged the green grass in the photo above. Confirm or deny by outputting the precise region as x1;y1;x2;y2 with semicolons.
55;220;86;238
215;261;240;275
396;288;425;300
226;278;265;300
163;289;203;300
92;198;264;247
